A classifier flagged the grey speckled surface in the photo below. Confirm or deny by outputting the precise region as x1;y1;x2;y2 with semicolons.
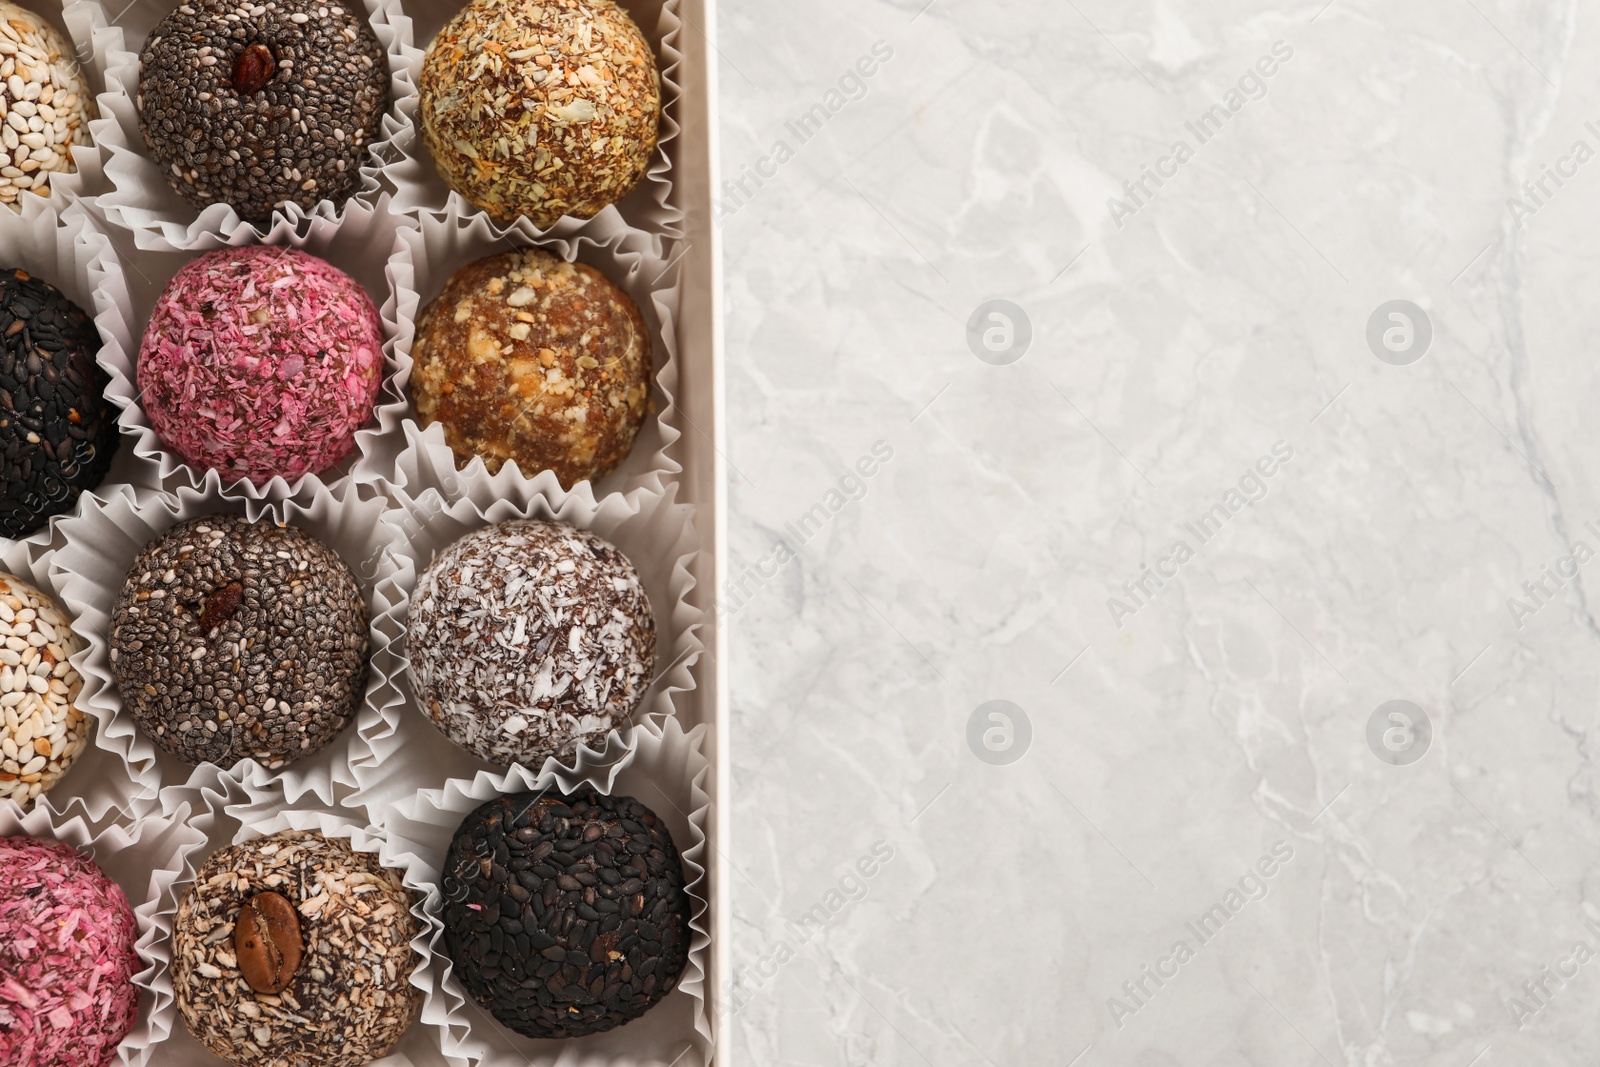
718;1;1600;1064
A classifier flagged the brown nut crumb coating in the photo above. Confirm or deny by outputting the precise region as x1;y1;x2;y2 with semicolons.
418;0;661;228
408;248;651;487
172;830;421;1067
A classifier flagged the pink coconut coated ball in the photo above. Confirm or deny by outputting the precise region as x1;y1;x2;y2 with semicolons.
0;836;141;1067
137;246;385;485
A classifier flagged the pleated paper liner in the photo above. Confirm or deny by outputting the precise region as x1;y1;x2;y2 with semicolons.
73;0;418;249
373;716;714;1067
385;199;685;502
49;470;398;808
96;194;417;503
382;0;685;245
0;791;210;1067
0;530;160;819
353;426;703;802
143;767;455;1066
0;193;158;551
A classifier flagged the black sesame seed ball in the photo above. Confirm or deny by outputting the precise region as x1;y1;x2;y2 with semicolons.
109;514;369;769
439;788;692;1039
136;0;389;223
0;267;116;539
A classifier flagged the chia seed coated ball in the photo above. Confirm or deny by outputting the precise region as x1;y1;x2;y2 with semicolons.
440;788;691;1039
109;514;369;770
137;0;389;222
407;520;654;767
0;267;117;539
137;246;385;486
0;572;89;809
0;2;96;208
172;830;422;1067
0;836;140;1067
419;0;661;228
408;248;650;487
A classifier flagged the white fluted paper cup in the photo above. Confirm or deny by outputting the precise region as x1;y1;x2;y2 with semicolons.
48;470;397;807
370;715;713;1067
0;793;211;1067
0;531;161;817
97;194;416;503
351;429;703;798
80;0;417;249
0;193;155;550
383;0;684;243
382;199;685;501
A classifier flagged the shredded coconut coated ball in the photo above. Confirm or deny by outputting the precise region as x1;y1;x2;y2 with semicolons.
0;836;140;1067
136;246;385;485
408;519;655;766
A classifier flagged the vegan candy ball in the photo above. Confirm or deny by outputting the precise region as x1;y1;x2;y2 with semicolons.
109;515;369;769
171;830;421;1067
0;1;97;208
439;789;691;1038
419;0;661;227
137;0;389;221
136;246;384;485
0;571;89;807
0;266;117;538
407;519;655;767
0;836;140;1067
408;248;651;486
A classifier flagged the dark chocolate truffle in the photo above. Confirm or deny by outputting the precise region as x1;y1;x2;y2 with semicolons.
407;519;654;767
419;0;661;228
136;0;389;222
109;514;369;769
0;267;116;538
172;830;421;1067
439;788;691;1038
408;248;650;486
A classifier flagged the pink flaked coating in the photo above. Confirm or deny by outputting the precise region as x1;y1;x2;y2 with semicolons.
137;246;385;485
0;836;140;1067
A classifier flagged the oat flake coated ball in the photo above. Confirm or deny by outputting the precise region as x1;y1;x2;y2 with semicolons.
0;266;118;538
407;519;655;767
109;514;369;769
0;572;90;809
0;836;140;1067
137;0;389;222
171;830;421;1067
419;0;661;228
0;1;96;208
408;248;651;487
136;246;384;486
440;788;691;1039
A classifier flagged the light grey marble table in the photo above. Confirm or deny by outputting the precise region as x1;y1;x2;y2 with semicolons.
719;1;1599;1064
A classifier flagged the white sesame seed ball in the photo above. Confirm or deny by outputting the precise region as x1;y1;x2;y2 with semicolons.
0;1;96;209
0;571;89;808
